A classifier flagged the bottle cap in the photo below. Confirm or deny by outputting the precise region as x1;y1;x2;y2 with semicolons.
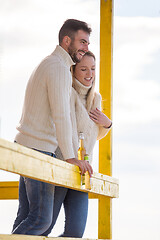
79;132;84;140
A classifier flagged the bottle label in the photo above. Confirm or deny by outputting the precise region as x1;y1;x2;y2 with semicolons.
84;155;89;161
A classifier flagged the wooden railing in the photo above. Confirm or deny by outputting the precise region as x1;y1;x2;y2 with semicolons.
0;139;118;198
0;138;119;240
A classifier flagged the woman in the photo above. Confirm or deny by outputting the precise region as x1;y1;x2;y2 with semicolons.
71;51;112;161
42;51;112;237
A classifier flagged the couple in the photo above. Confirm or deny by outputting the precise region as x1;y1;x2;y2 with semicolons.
12;19;112;237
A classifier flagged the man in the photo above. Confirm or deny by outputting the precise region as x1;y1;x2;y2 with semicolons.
12;19;93;236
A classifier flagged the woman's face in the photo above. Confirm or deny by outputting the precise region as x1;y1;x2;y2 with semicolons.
74;55;95;87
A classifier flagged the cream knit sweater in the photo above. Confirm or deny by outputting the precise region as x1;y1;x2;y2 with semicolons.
55;78;111;164
15;45;75;160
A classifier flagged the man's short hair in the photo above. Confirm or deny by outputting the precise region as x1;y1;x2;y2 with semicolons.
59;19;92;44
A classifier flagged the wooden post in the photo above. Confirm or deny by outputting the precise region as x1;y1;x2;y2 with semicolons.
99;0;113;239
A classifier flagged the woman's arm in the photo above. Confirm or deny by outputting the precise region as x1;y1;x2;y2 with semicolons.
89;93;112;140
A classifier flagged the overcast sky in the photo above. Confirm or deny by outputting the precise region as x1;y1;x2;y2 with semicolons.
0;0;160;239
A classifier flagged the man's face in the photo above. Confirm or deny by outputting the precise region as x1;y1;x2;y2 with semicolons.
68;30;90;63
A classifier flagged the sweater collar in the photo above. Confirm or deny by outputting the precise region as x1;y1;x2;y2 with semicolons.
73;78;92;96
52;45;75;68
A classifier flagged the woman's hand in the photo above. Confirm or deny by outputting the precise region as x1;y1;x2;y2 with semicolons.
89;108;112;128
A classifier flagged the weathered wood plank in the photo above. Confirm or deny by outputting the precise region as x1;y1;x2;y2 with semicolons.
0;138;119;198
0;234;110;240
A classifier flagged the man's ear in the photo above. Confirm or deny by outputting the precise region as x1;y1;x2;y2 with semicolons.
63;36;71;46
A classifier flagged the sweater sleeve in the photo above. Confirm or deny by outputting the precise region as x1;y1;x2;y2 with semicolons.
47;62;75;160
94;93;112;141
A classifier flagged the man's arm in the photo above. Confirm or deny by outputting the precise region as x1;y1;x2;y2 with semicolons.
47;62;93;175
47;63;74;159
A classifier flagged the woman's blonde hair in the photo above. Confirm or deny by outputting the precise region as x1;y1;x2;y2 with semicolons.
72;51;96;112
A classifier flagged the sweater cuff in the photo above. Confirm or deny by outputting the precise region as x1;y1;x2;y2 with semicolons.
97;125;111;141
103;121;112;129
61;148;75;160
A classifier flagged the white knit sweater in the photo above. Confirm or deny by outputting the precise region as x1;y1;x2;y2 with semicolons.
55;78;111;164
15;45;75;160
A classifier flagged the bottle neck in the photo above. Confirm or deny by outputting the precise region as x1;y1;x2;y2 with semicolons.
79;139;84;148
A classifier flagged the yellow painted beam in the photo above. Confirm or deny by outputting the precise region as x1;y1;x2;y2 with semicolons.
0;181;19;200
0;180;118;200
99;0;113;239
0;138;119;198
2;180;97;200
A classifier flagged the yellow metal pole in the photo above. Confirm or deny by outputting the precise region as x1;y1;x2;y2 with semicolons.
98;0;113;239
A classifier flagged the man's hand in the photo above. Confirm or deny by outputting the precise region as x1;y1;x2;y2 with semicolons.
66;158;93;177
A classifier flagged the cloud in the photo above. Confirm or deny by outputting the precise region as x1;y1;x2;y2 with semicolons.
112;16;160;187
114;0;160;17
0;0;99;50
113;17;160;125
114;172;160;240
114;17;160;78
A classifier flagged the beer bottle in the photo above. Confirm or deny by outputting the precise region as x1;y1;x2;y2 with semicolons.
78;132;91;190
78;132;86;161
84;154;91;190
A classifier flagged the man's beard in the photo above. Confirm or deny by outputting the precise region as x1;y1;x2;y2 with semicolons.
68;43;81;63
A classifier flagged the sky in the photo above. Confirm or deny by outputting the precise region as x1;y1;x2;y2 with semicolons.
0;0;160;239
